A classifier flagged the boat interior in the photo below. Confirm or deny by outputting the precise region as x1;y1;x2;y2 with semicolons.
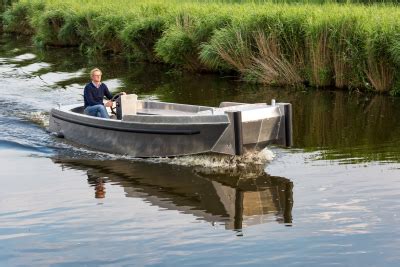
70;99;213;118
71;94;271;120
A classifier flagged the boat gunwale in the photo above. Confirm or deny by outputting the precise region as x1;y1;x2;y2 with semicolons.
53;103;230;124
50;103;231;136
51;112;202;135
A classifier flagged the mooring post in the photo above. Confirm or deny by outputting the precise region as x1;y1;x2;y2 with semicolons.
283;103;293;147
233;111;243;156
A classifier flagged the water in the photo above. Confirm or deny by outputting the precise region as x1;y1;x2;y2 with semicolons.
1;34;400;266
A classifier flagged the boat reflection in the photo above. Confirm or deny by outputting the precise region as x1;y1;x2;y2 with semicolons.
54;158;293;230
87;174;106;199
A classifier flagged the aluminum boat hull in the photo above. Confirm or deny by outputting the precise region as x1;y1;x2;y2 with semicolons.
49;100;292;157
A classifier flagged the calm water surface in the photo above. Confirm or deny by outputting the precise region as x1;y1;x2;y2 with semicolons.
1;35;400;266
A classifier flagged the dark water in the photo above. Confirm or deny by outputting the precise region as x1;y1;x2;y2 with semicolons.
1;34;400;266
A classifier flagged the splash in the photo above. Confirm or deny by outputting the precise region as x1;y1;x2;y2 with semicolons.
25;111;50;127
154;147;275;170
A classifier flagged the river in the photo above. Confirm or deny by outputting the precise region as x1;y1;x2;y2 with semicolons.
1;34;400;266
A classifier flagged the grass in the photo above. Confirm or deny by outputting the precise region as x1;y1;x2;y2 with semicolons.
1;0;400;93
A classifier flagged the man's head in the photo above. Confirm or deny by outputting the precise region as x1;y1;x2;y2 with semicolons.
90;68;102;83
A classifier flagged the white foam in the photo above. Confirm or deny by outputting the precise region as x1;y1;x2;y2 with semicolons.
26;111;50;127
55;146;275;172
153;147;275;170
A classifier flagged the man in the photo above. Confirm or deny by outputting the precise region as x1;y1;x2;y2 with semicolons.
83;68;117;118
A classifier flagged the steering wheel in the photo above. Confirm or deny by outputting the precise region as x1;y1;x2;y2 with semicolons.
109;92;125;115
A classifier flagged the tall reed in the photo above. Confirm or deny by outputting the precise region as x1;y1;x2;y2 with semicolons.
155;5;234;71
2;0;400;93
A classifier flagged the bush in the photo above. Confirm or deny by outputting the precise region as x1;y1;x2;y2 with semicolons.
121;15;170;62
2;0;44;35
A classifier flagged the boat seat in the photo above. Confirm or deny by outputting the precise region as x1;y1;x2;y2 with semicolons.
120;94;138;119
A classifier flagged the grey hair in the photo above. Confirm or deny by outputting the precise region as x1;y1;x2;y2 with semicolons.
90;68;102;77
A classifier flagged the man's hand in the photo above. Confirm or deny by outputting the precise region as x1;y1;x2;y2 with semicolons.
105;100;113;107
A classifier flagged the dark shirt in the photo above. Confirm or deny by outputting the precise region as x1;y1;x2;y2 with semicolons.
83;82;113;108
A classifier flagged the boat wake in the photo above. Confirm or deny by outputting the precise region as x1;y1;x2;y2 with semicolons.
15;111;50;127
151;148;274;172
0;139;53;154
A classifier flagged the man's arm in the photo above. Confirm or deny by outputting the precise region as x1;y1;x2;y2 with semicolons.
103;84;113;100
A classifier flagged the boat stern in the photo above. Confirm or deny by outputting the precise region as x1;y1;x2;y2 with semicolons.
211;102;292;156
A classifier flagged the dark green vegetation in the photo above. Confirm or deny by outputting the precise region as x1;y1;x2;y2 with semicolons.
2;0;400;94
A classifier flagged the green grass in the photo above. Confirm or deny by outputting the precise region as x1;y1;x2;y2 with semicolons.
2;0;400;93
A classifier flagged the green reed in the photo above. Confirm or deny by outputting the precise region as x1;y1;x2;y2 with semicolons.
2;0;400;93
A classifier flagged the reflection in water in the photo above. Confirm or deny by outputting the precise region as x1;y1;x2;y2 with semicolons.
54;158;293;230
290;92;400;163
87;174;106;199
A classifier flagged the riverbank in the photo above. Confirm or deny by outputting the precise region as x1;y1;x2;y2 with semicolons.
1;0;400;94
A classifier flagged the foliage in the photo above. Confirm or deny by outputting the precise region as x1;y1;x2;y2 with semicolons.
1;0;400;92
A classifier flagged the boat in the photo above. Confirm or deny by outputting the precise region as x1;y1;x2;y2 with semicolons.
48;94;292;157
